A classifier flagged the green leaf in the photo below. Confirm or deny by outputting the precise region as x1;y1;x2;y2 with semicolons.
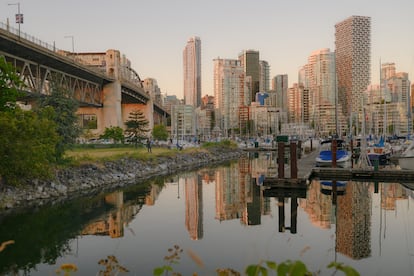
153;265;173;276
338;266;360;276
327;262;360;276
290;261;308;276
245;265;267;276
277;262;289;275
153;267;165;276
265;261;277;271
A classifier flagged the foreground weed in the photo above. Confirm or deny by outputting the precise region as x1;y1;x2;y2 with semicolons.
55;263;78;276
98;255;129;276
153;244;184;276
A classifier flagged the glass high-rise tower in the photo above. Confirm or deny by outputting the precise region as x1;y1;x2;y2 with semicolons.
183;36;201;107
238;50;260;104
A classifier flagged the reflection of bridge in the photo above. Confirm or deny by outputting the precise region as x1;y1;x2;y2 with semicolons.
0;22;169;136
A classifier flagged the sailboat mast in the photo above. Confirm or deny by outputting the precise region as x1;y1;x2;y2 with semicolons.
335;64;339;137
380;59;387;137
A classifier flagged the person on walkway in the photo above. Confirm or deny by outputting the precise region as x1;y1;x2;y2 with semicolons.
146;138;152;153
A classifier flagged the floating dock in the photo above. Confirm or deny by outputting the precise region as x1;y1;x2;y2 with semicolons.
255;145;414;189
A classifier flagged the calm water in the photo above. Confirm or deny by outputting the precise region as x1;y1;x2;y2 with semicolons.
1;153;414;275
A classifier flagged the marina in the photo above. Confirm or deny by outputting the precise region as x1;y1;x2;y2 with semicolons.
2;149;414;275
248;139;414;189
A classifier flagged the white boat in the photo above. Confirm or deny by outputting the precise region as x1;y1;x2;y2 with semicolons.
398;140;414;170
315;139;351;168
367;136;392;166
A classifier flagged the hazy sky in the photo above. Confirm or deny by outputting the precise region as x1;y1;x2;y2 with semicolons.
1;0;414;99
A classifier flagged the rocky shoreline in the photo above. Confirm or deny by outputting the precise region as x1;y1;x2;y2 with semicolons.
0;147;245;212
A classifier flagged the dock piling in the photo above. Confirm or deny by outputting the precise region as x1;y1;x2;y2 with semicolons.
278;142;285;178
290;142;297;179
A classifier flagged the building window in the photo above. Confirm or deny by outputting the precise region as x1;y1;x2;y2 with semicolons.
78;114;97;129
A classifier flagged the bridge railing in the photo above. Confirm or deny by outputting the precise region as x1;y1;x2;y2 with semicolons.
0;21;162;110
0;21;57;52
1;21;143;85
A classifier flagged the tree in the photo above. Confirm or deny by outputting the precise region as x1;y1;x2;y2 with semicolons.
152;124;168;141
0;59;61;186
100;126;124;144
36;76;81;162
0;57;24;112
0;108;59;185
124;109;150;147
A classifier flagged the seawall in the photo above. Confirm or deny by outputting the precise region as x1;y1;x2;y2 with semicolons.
0;147;245;211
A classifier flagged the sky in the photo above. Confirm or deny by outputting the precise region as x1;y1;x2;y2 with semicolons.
1;0;414;99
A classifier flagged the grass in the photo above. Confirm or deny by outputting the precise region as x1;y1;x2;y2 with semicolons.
64;140;238;166
64;145;207;165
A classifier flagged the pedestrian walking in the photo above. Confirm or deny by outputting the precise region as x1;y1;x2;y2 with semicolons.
146;138;152;153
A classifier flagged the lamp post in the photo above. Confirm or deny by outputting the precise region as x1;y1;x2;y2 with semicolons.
64;35;75;56
8;2;22;38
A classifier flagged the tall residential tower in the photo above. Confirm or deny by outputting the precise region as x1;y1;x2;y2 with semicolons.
213;58;246;136
183;36;201;107
335;16;371;122
239;50;260;104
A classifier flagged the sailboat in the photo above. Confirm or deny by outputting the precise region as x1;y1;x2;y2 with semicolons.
367;135;392;165
398;140;414;170
366;62;392;166
315;71;351;168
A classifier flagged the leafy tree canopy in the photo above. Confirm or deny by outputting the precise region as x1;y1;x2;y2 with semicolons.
152;124;168;141
0;108;59;186
35;76;81;162
100;126;124;144
0;57;24;112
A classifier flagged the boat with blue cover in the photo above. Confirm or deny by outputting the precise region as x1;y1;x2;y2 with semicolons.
315;139;351;168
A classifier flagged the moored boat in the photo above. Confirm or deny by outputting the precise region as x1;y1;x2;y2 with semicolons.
320;180;347;195
367;136;392;166
315;139;351;168
398;140;414;170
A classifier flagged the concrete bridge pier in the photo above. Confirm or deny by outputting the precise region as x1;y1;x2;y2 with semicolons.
102;81;123;128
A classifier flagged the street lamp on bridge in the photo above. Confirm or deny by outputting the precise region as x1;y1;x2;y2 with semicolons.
8;2;22;38
64;35;75;57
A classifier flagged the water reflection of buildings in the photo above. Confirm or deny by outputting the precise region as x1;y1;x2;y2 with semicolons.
301;180;372;259
81;184;162;238
185;174;203;240
301;180;333;229
215;155;271;226
302;180;411;261
379;182;407;210
336;182;371;260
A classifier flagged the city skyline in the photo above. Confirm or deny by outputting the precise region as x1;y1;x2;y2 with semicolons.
1;0;414;99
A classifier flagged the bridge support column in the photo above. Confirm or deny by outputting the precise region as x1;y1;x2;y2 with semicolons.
103;81;123;129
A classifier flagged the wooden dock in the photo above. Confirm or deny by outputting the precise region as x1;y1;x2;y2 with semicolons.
310;167;414;182
261;146;414;188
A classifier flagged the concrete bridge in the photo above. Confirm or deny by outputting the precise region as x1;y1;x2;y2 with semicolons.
0;21;169;139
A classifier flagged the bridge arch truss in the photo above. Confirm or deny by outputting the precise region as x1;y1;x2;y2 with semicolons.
1;52;103;107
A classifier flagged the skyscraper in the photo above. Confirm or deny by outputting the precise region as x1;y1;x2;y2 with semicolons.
259;60;270;92
335;16;371;121
272;74;288;111
213;58;246;136
183;36;201;107
303;49;347;135
239;50;260;104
